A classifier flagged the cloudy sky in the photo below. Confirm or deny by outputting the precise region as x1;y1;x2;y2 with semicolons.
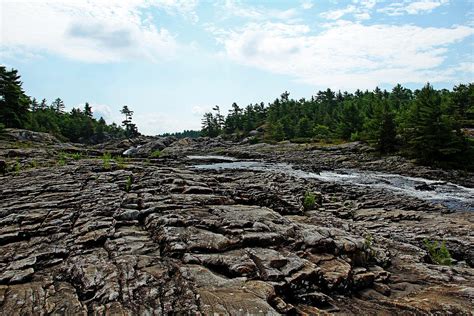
1;0;473;135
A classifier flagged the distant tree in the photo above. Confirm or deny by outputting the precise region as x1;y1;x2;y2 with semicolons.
51;98;65;113
84;102;93;118
31;98;39;112
120;105;139;138
296;117;312;138
39;98;48;110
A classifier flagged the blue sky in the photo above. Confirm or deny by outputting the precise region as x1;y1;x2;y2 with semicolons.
1;0;473;135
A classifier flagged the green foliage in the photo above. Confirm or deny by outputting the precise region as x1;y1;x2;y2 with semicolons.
57;152;67;166
70;152;83;160
0;66;30;128
13;160;21;175
115;156;127;169
102;152;112;170
313;124;331;141
160;130;201;138
402;83;470;166
30;160;38;169
150;150;161;158
424;239;453;266
120;105;139;138
303;191;316;211
0;66;129;143
202;83;472;169
364;233;376;259
0;123;5;134
125;175;133;193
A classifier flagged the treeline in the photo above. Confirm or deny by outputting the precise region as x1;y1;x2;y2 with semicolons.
160;130;201;138
202;83;474;169
0;66;139;143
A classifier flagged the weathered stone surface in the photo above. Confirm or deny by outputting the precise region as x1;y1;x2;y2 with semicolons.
0;131;473;314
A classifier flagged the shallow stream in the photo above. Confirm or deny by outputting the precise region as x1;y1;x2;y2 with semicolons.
189;156;474;211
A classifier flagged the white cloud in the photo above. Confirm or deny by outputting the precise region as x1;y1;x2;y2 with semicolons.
378;0;449;16
320;0;379;21
217;0;299;21
321;5;357;20
215;21;474;90
135;112;201;135
0;0;198;62
301;0;314;10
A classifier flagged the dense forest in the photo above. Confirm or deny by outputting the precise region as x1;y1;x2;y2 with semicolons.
201;84;474;169
0;66;139;143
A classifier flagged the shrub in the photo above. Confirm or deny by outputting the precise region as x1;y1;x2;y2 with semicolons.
115;156;127;169
102;152;112;170
70;152;82;160
150;150;161;158
125;175;133;192
424;239;453;266
13;160;21;175
57;152;67;166
303;191;316;210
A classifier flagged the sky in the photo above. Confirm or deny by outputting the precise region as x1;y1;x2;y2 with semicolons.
1;0;473;135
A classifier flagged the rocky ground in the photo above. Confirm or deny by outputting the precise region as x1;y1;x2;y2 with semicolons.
0;129;473;315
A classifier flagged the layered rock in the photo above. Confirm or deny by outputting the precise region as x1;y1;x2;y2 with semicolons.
0;132;473;314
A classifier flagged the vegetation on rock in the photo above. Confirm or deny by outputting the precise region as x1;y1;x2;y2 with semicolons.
424;239;453;266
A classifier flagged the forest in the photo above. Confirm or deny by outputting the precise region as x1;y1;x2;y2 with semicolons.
201;83;474;169
0;66;138;143
1;65;473;169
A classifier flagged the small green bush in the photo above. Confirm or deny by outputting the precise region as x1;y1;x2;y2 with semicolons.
303;191;316;210
125;175;133;192
30;160;38;168
57;152;67;166
102;152;112;170
424;239;453;266
70;152;82;160
150;150;161;158
248;137;260;144
115;156;127;169
13;160;21;175
364;233;376;259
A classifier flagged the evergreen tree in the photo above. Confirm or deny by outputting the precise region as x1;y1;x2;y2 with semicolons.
84;102;93;118
0;66;31;128
120;105;139;138
403;83;467;164
51;98;65;113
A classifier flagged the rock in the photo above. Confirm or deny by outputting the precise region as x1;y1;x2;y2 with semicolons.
0;131;472;314
0;160;6;176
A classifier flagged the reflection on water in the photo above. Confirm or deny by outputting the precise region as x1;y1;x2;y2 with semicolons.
191;159;474;211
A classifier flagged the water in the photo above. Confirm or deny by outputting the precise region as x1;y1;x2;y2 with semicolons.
191;159;474;211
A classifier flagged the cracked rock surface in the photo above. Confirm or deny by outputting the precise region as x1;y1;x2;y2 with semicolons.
0;130;473;315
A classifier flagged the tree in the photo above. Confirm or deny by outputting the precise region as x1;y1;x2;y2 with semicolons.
403;83;468;165
296;117;312;138
51;98;65;113
0;66;30;128
269;121;285;141
120;105;139;138
84;102;93;118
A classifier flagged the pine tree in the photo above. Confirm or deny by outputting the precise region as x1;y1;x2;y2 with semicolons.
0;66;31;128
403;83;467;164
120;105;139;138
51;98;65;113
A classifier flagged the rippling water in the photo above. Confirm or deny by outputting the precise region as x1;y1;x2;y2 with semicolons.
191;158;474;211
